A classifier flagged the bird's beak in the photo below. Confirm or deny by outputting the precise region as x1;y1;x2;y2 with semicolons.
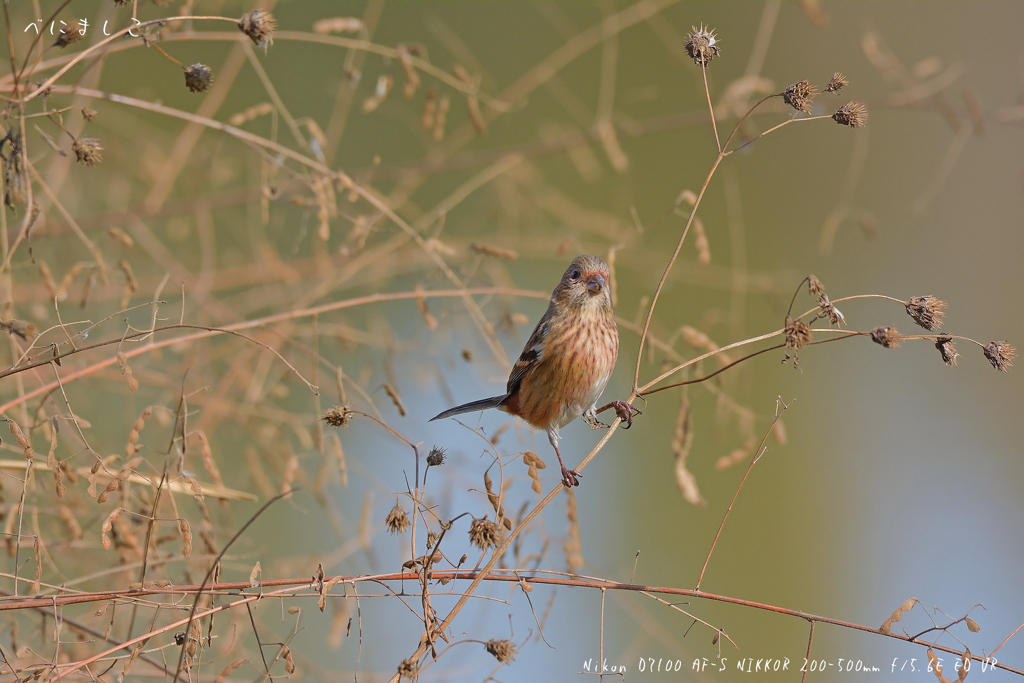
586;273;606;295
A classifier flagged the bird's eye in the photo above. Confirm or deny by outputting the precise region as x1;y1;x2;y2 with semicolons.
571;270;580;280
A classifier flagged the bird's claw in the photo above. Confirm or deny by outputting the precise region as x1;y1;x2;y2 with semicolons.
561;466;582;488
612;400;641;429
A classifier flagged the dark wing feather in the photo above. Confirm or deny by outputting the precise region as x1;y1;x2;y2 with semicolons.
505;301;555;395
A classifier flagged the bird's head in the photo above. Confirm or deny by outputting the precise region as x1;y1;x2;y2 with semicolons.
552;254;613;314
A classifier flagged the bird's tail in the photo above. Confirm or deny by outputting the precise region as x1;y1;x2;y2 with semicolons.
430;395;506;421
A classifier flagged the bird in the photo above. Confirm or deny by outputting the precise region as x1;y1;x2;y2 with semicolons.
430;254;639;487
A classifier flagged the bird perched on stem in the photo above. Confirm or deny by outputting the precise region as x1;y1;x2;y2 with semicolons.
431;254;639;487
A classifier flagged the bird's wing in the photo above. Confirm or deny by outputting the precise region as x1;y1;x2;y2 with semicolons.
506;301;555;396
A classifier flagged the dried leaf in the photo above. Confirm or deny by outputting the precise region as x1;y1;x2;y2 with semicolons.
249;561;262;587
965;617;980;633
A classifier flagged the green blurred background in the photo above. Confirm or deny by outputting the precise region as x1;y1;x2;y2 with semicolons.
2;0;1023;680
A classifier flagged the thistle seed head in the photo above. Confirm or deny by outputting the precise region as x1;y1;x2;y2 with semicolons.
905;295;947;331
184;63;213;93
824;72;848;93
833;101;868;127
426;446;446;467
385;503;410;535
238;9;277;48
685;25;720;66
469;517;500;550
784;80;816;113
935;335;959;367
871;326;901;349
322;405;354;428
484;639;517;664
72;138;103;166
983;341;1016;372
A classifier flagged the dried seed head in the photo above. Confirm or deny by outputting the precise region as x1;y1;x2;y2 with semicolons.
55;21;84;48
935;335;959;367
322;405;354;428
685;25;720;66
397;658;417;679
72;138;103;166
484;639;517;664
468;517;500;550
983;341;1016;372
871;326;901;348
817;294;846;326
824;72;848;93
184;63;213;93
905;295;947;331
385;503;410;535
784;80;817;113
808;274;825;296
426;446;446;467
81;107;97;121
784;316;812;351
426;530;438;549
238;9;277;47
833;101;868;127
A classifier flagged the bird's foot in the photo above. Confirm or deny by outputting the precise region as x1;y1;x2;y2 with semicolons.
596;400;642;429
582;411;605;430
560;466;582;488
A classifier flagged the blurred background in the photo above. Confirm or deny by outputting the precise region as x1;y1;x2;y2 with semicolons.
1;0;1022;680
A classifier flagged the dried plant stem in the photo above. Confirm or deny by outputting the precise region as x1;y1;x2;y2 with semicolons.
0;287;548;413
695;405;788;591
701;63;720;153
7;570;1015;678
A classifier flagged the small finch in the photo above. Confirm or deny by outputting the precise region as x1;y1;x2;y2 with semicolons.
431;255;638;487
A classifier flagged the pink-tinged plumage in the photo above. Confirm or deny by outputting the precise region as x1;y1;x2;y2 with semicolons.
431;254;638;488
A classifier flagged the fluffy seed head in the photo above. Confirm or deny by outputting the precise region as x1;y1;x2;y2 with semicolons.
983;341;1015;372
784;80;817;113
426;446;446;467
871;326;901;348
72;138;103;166
685;25;720;66
469;517;500;550
484;639;517;664
833;101;868;127
322;405;353;428
824;72;848;93
385;504;410;535
239;9;277;47
905;295;947;331
184;63;213;93
934;335;959;367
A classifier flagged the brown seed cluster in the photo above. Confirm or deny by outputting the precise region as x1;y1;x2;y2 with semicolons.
72;138;103;166
385;503;410;534
685;25;720;66
238;9;277;48
784;80;816;113
983;341;1016;372
55;21;84;48
81;107;97;121
833;101;868;127
784;316;812;351
934;335;959;366
824;72;848;93
322;405;354;428
426;446;446;467
871;326;901;348
184;63;213;93
484;639;517;664
905;295;946;331
469;517;499;550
